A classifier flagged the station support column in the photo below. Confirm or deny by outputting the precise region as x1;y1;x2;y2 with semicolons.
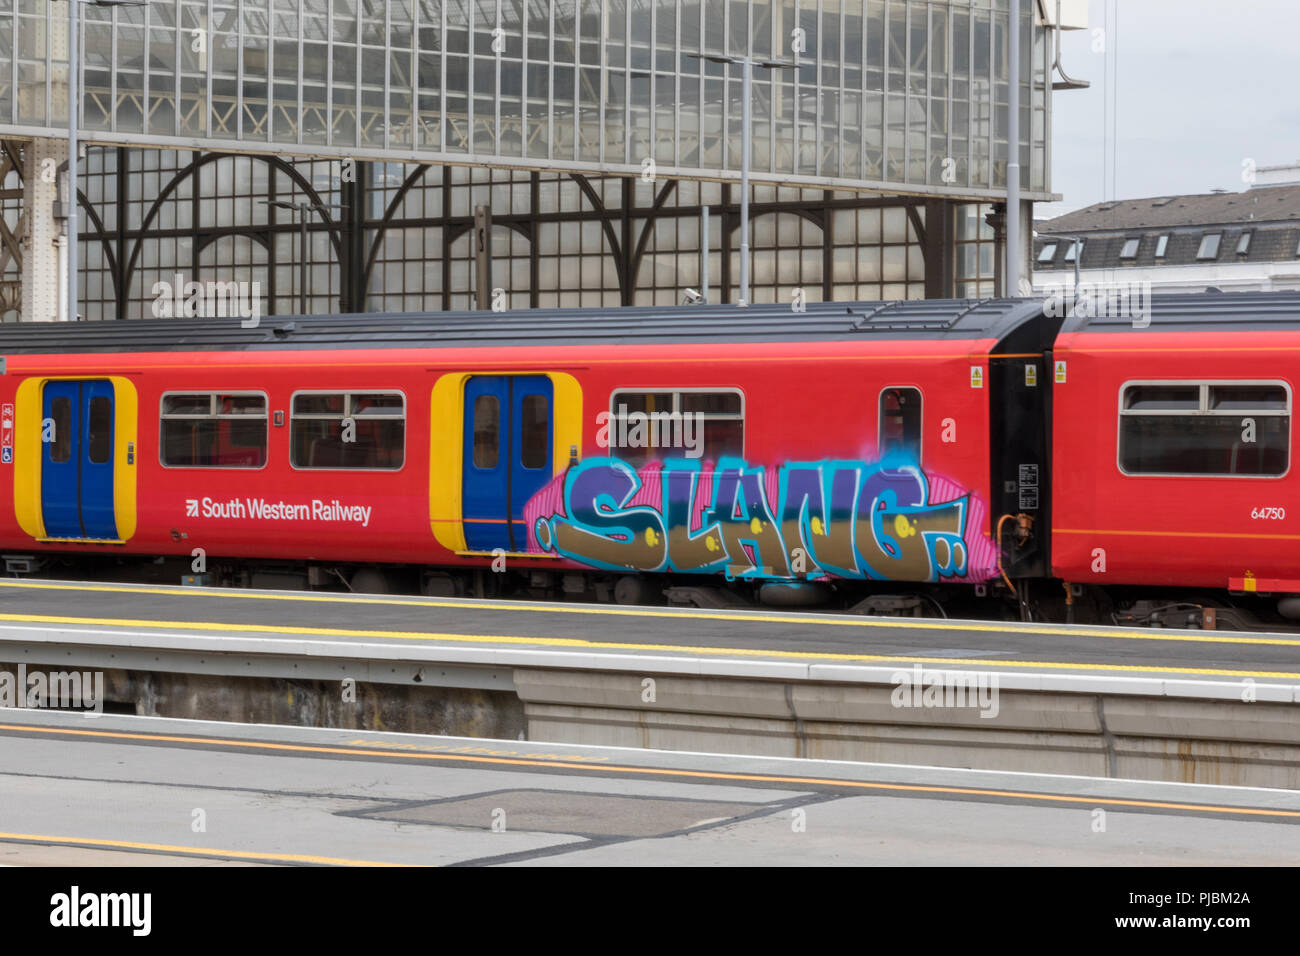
21;138;68;323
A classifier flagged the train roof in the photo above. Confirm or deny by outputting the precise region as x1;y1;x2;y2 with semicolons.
1058;290;1300;334
0;298;1046;353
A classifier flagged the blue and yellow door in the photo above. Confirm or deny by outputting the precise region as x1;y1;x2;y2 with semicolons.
430;372;580;555
15;377;137;543
461;375;554;551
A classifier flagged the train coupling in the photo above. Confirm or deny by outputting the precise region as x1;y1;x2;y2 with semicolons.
1013;513;1034;546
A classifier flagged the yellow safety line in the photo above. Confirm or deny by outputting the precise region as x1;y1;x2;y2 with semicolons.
0;609;1297;678
3;722;1300;821
0;830;418;866
2;578;1298;649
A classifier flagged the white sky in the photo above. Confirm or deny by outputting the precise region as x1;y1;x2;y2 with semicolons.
1038;0;1300;218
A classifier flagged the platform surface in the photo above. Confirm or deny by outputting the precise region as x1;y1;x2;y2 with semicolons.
1;709;1299;866
0;578;1295;683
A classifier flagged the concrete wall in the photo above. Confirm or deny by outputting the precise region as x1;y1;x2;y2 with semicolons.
514;669;1300;790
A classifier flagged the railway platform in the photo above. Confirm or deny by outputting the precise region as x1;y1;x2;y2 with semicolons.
0;578;1297;790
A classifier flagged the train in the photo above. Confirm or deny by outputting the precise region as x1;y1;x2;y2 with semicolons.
0;290;1294;631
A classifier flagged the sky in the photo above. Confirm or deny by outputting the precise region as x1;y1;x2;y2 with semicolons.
1038;0;1300;219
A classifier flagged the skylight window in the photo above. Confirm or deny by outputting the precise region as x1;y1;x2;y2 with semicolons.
1197;233;1221;260
1064;240;1083;262
1037;242;1058;263
1120;238;1140;259
1155;234;1169;258
1236;231;1252;255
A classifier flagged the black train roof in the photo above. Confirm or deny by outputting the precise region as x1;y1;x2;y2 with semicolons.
3;291;1292;354
1058;290;1300;334
0;298;1046;353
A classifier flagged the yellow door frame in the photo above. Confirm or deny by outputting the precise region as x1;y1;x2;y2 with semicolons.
14;375;138;543
429;371;581;554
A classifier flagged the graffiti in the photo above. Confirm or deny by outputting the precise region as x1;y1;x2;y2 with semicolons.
526;454;997;583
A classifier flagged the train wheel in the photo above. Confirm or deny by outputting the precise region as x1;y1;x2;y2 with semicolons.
614;575;661;606
350;568;391;595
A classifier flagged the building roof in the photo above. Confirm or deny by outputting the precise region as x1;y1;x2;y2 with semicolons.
1035;225;1300;272
1034;184;1300;272
1039;184;1300;234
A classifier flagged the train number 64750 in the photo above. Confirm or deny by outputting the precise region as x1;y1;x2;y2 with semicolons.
1251;507;1287;520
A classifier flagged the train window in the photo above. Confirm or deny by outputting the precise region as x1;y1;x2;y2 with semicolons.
1119;382;1290;477
472;395;499;469
1210;385;1287;411
290;391;405;470
520;394;549;469
49;397;71;463
160;391;268;468
680;392;743;415
607;389;745;467
879;388;922;462
162;394;210;416
87;396;112;464
1123;386;1198;411
617;392;674;415
293;394;344;416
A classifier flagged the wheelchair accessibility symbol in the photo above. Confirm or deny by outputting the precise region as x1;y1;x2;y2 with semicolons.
1;447;12;464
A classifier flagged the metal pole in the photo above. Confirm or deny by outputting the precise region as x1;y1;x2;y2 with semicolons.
738;56;751;306
299;207;308;314
1006;0;1021;298
1074;239;1081;293
67;0;79;321
473;204;492;309
700;204;709;303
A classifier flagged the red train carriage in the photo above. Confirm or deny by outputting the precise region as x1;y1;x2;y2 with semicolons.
0;299;1052;612
1051;292;1300;629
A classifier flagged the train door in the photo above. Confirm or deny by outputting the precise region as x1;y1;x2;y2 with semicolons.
40;379;118;540
461;375;554;551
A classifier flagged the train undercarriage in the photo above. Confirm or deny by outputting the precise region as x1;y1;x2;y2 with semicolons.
4;550;1295;635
